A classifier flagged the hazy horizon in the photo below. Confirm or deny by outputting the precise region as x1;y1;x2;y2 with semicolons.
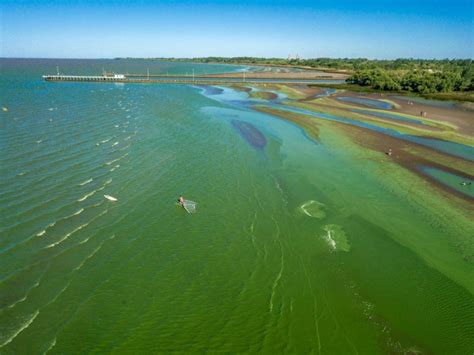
2;0;473;60
1;56;473;60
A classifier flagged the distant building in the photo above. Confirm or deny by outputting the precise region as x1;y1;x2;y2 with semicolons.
104;73;125;79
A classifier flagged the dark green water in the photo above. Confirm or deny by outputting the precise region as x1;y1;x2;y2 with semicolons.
1;59;473;354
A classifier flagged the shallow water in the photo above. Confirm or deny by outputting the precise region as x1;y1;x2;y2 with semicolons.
418;166;474;199
262;103;474;161
350;108;425;125
392;95;457;108
336;96;394;109
1;59;473;354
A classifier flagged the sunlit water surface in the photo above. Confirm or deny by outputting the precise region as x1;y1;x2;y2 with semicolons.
1;59;473;354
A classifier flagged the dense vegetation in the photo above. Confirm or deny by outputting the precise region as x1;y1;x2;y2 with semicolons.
346;63;473;93
120;57;473;94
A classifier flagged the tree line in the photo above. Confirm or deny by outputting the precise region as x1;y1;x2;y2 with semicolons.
119;57;473;93
346;66;473;93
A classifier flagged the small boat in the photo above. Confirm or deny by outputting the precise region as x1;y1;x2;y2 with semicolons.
104;194;118;202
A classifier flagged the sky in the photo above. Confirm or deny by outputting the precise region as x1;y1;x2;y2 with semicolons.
1;0;473;59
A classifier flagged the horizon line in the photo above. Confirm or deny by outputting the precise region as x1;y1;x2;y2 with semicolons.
1;56;473;61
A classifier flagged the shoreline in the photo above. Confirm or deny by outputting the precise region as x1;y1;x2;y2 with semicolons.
246;84;474;204
308;83;474;103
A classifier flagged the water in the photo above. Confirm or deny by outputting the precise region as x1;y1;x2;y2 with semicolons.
336;96;394;109
392;95;457;108
418;166;474;199
254;102;474;161
350;109;426;125
1;59;473;354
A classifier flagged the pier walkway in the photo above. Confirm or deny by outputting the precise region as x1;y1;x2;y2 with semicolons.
42;74;344;85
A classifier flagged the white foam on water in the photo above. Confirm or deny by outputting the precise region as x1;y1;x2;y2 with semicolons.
0;310;39;348
45;281;71;308
101;137;112;144
43;337;56;355
79;236;91;245
105;157;120;166
78;180;111;202
75;234;117;268
110;164;120;172
36;140;43;144
79;178;93;186
115;124;119;128
321;225;350;252
45;222;90;249
7;279;41;310
300;202;313;217
112;141;119;147
71;208;84;216
324;230;337;251
34;221;56;238
74;245;102;271
7;295;27;309
299;200;326;219
78;190;96;202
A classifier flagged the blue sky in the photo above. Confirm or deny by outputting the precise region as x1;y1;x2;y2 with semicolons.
1;0;473;59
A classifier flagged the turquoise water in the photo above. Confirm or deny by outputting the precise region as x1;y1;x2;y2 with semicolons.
418;166;474;199
1;59;473;353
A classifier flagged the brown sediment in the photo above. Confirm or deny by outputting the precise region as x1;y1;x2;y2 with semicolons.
285;89;470;140
255;100;473;204
390;97;474;136
230;84;252;92
249;91;278;100
284;97;448;135
255;106;320;142
335;121;474;205
292;85;326;96
290;85;328;101
331;90;474;135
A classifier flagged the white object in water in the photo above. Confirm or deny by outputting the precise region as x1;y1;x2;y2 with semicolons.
182;200;197;213
104;195;118;202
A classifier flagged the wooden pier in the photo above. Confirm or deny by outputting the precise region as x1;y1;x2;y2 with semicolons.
42;74;343;85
